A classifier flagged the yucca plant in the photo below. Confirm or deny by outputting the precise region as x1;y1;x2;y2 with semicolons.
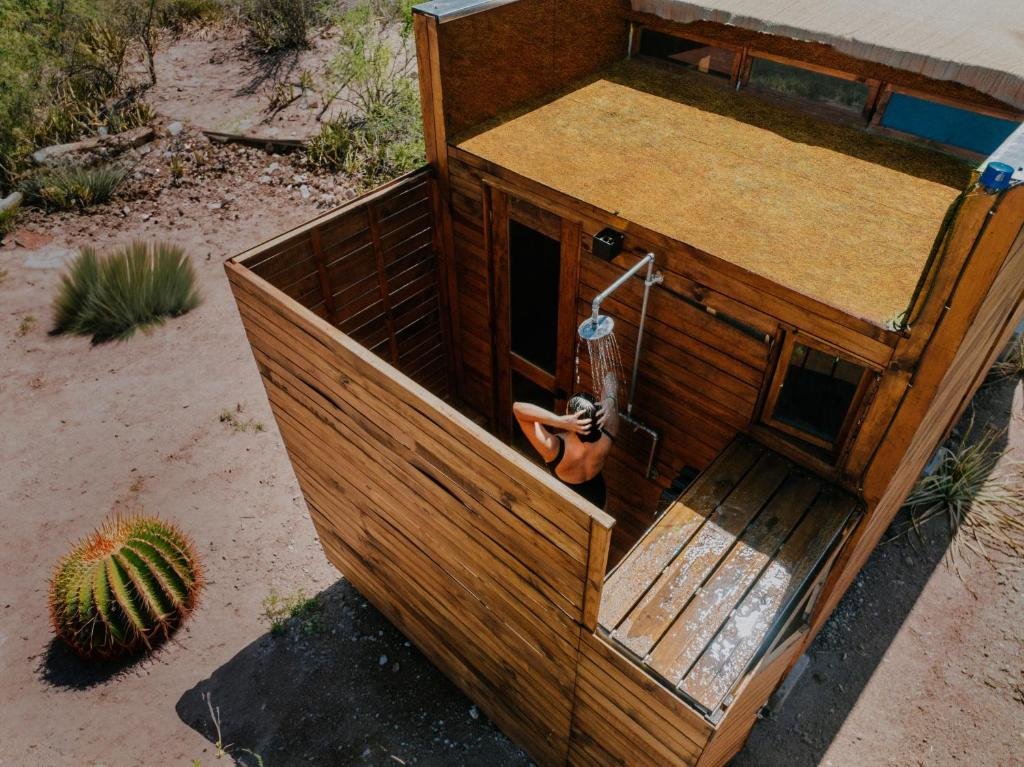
49;515;203;660
897;424;1024;567
20;163;128;211
52;241;202;343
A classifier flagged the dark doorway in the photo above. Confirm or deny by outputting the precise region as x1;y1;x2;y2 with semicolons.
509;220;561;374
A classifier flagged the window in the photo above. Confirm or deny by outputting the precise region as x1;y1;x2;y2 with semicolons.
879;92;1020;156
763;337;870;452
747;57;870;113
638;30;736;80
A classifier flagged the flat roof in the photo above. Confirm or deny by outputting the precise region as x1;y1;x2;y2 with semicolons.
457;60;969;326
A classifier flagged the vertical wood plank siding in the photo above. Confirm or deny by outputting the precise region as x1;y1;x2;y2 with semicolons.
226;194;615;764
240;169;451;398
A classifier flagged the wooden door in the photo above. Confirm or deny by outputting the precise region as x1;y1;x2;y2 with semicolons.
490;188;581;443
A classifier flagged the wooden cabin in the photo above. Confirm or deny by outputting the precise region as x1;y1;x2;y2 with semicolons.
225;1;1024;764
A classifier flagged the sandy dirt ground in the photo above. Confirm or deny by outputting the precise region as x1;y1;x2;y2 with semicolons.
2;29;1023;767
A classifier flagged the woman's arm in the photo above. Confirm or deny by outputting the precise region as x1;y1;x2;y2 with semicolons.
513;402;592;462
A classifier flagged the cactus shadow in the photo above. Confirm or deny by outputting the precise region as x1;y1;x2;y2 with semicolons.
36;637;152;690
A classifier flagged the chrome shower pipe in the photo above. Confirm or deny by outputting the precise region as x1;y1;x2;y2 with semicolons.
589;253;664;416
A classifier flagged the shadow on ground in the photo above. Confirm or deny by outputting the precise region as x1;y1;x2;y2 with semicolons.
733;373;1018;766
37;637;152;690
176;580;531;767
179;376;1018;767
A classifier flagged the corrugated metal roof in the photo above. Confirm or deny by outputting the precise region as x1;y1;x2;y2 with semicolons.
633;0;1024;109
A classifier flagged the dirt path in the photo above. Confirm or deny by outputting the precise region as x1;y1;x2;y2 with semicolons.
1;31;1022;767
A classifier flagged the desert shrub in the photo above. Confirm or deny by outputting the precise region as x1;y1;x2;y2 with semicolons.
49;514;203;660
20;163;128;211
159;0;224;31
988;334;1024;382
307;0;423;187
897;424;1024;566
0;206;18;237
0;0;157;191
52;241;202;343
242;0;322;52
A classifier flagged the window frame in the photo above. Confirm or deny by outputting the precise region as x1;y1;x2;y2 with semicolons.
634;27;744;82
741;50;881;122
760;332;878;456
870;84;1023;160
629;23;1023;157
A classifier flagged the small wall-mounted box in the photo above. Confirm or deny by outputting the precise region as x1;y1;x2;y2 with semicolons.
592;227;624;261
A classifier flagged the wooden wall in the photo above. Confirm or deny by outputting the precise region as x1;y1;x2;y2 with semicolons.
433;0;630;138
226;256;615;767
809;183;1024;639
444;150;903;558
239;169;451;398
570;632;713;766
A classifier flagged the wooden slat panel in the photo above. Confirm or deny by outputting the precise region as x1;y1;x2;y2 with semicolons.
568;632;712;767
226;255;615;766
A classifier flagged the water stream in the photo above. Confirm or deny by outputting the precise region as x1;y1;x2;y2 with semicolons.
576;322;624;404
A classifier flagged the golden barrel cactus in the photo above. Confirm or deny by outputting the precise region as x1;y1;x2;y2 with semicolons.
49;515;203;659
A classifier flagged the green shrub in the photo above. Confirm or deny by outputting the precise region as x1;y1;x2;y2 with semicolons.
52;241;202;343
49;514;203;660
0;206;18;237
0;1;154;190
308;0;423;187
242;0;322;52
20;163;128;211
159;0;225;31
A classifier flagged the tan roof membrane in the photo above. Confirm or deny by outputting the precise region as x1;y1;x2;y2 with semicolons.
633;0;1024;110
459;61;967;326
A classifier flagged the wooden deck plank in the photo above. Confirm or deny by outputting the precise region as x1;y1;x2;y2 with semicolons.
598;440;762;629
647;473;821;685
609;452;791;658
679;489;858;712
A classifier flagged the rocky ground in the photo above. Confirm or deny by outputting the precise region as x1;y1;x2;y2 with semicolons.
1;25;1023;767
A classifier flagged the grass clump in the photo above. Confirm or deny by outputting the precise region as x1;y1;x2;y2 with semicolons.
20;163;128;211
262;589;323;636
219;403;265;433
160;0;225;31
17;314;37;337
307;0;423;188
242;0;323;52
897;424;1024;568
988;334;1024;382
52;241;202;344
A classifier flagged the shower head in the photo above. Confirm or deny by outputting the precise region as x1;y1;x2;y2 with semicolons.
579;314;615;341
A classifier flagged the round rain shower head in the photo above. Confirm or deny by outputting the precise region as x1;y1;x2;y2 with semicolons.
579;315;615;341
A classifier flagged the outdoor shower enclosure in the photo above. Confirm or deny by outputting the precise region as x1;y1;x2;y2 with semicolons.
226;2;1024;765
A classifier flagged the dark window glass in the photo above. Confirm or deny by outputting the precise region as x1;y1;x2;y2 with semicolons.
509;220;560;373
880;92;1019;155
748;58;869;112
639;30;735;79
773;344;865;444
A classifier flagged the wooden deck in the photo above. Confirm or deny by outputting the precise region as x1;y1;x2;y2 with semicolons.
599;438;858;717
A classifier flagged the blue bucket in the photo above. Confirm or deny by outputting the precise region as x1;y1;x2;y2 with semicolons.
980;161;1015;192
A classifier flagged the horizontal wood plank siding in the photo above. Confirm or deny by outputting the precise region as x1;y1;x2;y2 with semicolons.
226;256;614;767
569;633;713;766
238;169;450;400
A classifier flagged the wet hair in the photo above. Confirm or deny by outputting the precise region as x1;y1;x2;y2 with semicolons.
567;392;602;443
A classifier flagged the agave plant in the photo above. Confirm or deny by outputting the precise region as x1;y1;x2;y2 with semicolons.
49;515;203;660
19;163;128;211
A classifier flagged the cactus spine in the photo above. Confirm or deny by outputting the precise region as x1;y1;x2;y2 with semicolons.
49;515;203;659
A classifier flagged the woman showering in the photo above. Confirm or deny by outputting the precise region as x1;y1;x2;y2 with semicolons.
513;372;619;510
